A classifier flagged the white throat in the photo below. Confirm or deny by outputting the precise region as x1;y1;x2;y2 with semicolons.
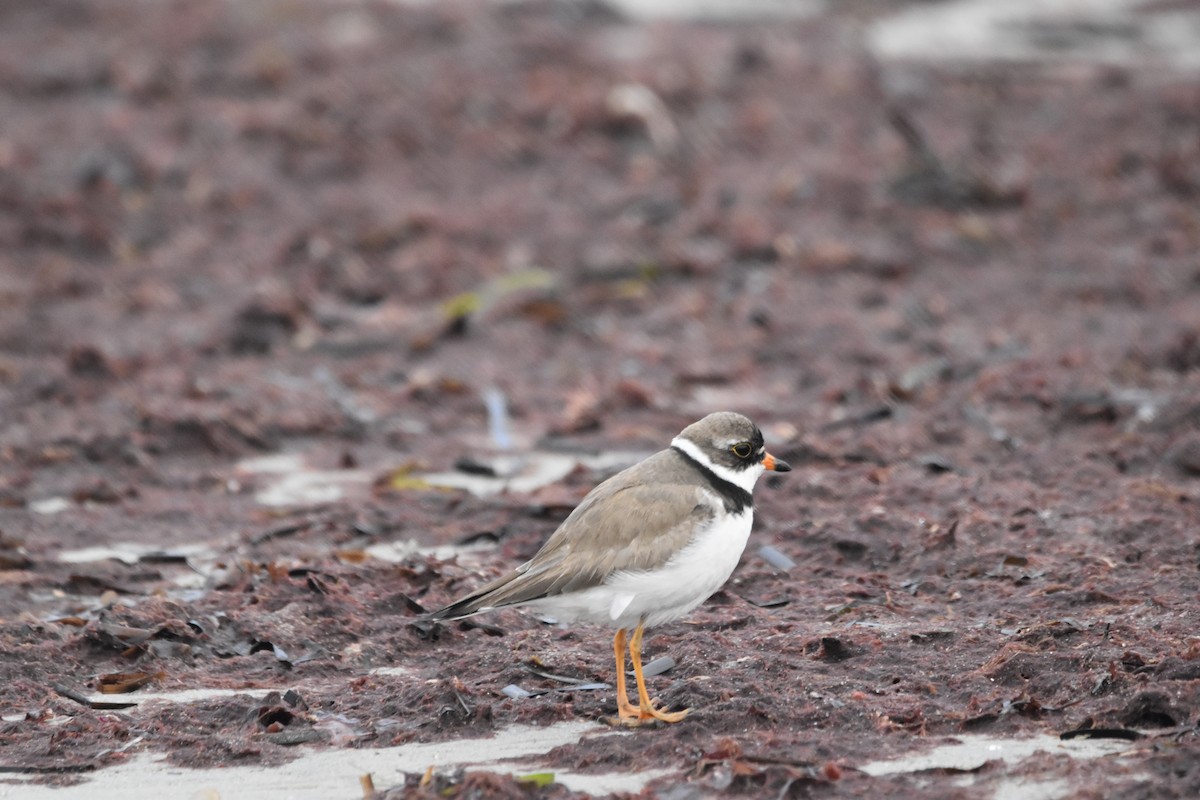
671;436;763;494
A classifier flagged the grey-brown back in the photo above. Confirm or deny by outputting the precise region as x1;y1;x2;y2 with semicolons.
426;448;721;620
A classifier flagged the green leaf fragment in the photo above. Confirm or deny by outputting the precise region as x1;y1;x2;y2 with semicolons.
516;772;556;787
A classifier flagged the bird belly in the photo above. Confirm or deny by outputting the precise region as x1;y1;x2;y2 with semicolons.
529;509;754;629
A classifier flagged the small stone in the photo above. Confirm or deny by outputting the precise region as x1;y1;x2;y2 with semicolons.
1167;433;1200;476
66;345;114;378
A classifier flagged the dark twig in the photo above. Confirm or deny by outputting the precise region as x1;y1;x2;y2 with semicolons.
0;763;96;774
53;682;137;710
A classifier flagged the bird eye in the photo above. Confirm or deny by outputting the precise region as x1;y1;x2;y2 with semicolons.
732;442;752;458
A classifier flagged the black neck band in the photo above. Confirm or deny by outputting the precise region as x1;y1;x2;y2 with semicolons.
671;446;753;515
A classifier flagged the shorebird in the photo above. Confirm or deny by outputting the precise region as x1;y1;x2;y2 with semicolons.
426;412;791;725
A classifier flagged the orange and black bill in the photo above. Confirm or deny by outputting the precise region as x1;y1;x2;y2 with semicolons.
762;452;791;472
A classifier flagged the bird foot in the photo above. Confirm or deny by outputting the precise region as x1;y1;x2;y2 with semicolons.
612;699;690;726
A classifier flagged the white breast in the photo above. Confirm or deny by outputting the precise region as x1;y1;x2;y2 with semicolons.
529;503;754;629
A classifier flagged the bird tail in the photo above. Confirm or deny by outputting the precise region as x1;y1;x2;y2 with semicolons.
424;591;493;622
423;560;551;622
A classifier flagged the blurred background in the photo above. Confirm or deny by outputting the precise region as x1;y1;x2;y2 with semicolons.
3;0;1200;583
4;0;1200;599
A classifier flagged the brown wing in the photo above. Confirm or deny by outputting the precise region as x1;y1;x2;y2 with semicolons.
427;452;716;619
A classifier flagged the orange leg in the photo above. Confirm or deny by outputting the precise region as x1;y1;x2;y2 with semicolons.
626;621;689;724
613;628;639;721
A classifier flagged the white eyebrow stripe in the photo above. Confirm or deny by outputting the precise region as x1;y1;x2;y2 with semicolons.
671;436;763;493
